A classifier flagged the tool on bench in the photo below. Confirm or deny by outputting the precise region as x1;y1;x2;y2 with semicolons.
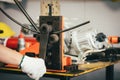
2;0;120;73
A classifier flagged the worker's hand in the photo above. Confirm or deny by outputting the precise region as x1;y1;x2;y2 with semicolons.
19;55;46;80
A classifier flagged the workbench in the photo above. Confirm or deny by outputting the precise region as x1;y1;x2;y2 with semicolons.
0;61;119;80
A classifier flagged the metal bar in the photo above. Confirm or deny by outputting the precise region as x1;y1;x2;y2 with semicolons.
14;0;40;32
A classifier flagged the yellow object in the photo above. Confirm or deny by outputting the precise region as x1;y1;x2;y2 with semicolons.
0;22;15;38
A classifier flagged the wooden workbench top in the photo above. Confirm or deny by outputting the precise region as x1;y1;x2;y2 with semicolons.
0;60;120;77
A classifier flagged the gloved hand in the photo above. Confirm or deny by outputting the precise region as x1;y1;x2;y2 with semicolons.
19;55;46;80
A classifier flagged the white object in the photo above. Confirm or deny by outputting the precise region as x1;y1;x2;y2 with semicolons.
20;56;46;80
64;24;109;63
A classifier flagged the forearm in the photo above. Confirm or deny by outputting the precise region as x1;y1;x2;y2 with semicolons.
0;44;46;79
0;44;23;66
